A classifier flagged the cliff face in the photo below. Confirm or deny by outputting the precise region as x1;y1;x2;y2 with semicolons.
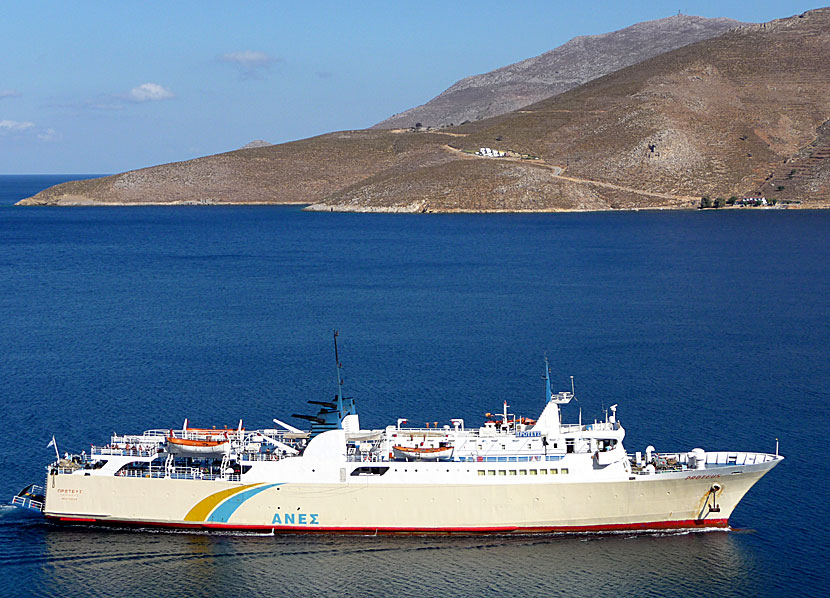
20;9;830;212
373;15;743;130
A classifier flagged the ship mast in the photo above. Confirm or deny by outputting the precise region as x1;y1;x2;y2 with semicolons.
544;356;553;405
333;330;344;417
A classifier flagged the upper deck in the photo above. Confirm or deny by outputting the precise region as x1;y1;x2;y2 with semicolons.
41;363;781;486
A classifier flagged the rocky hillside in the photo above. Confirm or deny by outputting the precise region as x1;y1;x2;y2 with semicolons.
373;15;742;130
20;9;830;212
312;8;830;212
20;130;454;206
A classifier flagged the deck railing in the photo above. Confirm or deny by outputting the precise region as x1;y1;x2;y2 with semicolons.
239;453;282;462
11;494;44;512
704;451;776;466
628;450;778;475
91;446;158;458
116;466;240;482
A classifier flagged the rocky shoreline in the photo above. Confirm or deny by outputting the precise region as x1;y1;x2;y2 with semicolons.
20;194;824;214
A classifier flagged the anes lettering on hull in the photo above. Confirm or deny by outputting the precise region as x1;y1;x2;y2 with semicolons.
272;513;320;525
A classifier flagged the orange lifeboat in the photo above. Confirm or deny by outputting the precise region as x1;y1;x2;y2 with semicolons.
166;435;230;456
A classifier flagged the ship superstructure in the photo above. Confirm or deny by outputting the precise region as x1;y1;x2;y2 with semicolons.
13;338;782;534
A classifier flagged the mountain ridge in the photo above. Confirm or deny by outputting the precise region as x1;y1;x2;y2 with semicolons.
373;14;744;129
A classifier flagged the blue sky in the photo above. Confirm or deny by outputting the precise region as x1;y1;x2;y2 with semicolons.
1;0;824;174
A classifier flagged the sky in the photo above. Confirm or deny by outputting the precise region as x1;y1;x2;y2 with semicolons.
1;0;825;174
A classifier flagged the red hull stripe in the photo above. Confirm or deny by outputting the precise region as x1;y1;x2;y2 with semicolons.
47;516;730;534
58;517;97;522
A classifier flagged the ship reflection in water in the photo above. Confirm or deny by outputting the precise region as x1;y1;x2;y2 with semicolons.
37;524;760;597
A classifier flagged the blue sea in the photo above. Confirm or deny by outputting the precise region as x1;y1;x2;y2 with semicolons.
1;175;828;597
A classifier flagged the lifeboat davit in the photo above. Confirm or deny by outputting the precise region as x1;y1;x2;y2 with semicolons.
166;436;231;456
392;445;453;461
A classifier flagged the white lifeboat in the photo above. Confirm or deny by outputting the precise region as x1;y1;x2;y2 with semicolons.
392;445;453;461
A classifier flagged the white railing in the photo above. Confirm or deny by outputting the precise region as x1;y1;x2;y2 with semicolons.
116;466;240;482
584;422;619;432
704;451;775;466
55;467;81;475
92;446;158;458
628;450;778;475
11;495;44;511
239;453;282;462
110;432;167;445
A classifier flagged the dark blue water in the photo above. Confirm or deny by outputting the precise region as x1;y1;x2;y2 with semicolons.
1;176;828;597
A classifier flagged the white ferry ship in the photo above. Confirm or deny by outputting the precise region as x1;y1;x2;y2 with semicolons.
13;337;782;534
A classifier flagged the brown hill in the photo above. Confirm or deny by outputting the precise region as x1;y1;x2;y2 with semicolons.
20;130;454;206
20;8;830;211
374;14;743;130
313;8;830;212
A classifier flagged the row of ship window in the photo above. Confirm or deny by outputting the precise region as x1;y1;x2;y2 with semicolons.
477;468;568;476
351;466;572;477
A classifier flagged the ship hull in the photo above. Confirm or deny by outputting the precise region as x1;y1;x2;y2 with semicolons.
42;459;777;534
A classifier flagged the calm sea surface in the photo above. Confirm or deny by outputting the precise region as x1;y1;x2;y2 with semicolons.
1;175;828;597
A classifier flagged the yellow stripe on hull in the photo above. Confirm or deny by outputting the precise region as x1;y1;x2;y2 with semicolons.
184;484;263;522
